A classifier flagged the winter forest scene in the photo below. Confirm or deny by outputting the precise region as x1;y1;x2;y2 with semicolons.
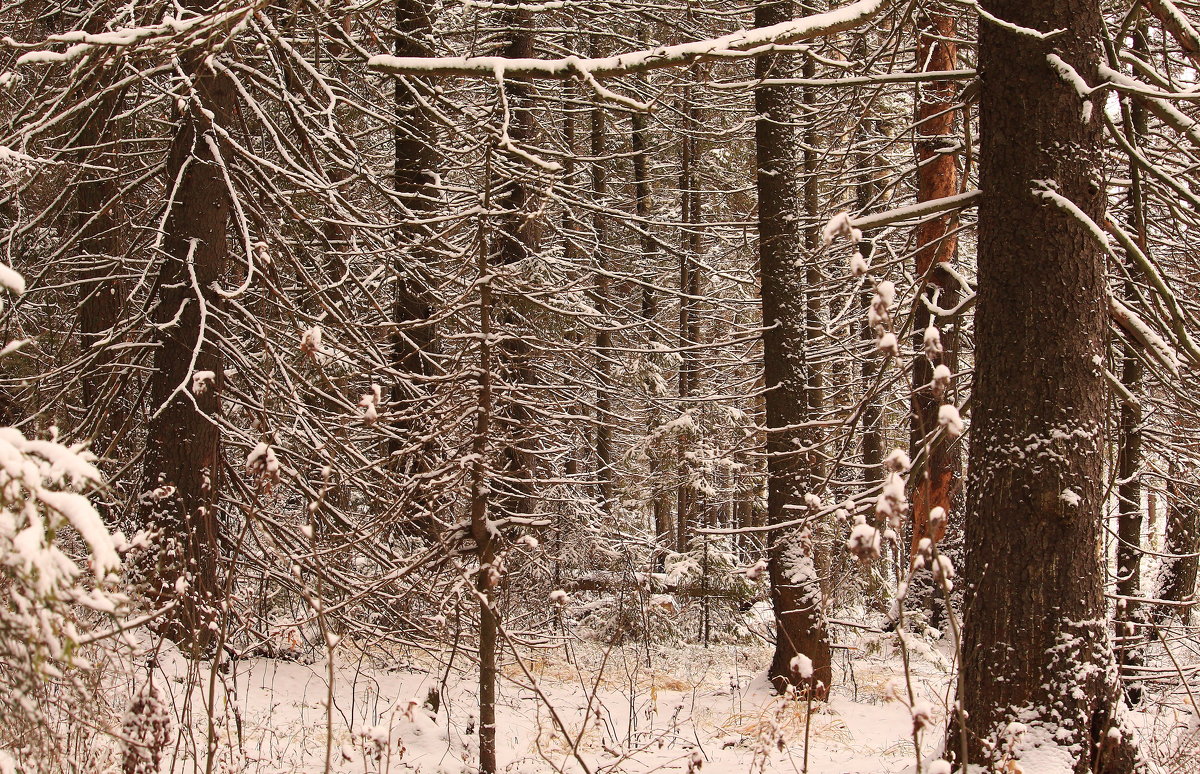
7;0;1200;772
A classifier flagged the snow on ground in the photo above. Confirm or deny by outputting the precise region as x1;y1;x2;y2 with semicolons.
136;630;954;774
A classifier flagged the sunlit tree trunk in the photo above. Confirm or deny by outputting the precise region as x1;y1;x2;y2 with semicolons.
908;5;962;605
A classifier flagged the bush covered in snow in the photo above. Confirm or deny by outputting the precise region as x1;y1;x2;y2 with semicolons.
0;426;125;759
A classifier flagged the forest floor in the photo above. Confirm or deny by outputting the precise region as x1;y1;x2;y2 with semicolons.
131;623;1198;774
142;628;947;773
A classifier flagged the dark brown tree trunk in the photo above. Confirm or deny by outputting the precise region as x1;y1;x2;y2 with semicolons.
591;96;613;513
757;0;831;698
630;70;672;555
491;6;539;521
1113;22;1149;704
70;3;127;454
676;94;702;553
475;8;538;771
136;8;236;653
1158;463;1199;621
74;81;125;448
951;1;1142;769
390;0;441;537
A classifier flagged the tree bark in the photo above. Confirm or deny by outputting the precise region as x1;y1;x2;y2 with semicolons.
951;1;1143;769
71;7;126;452
390;0;442;538
757;0;832;698
676;93;703;553
629;62;673;556
591;94;614;513
908;3;961;570
1158;463;1199;621
136;5;236;653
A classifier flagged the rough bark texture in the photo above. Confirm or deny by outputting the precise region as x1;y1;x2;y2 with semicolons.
390;0;441;537
136;16;235;653
909;4;961;566
72;8;126;451
1158;465;1199;621
591;98;614;513
676;93;703;553
951;2;1143;770
756;0;832;698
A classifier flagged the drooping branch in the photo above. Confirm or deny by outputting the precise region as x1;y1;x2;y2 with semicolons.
850;189;981;231
367;0;888;79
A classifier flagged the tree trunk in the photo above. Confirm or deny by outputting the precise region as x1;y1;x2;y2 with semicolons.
676;93;702;553
1158;463;1199;622
951;1;1143;769
757;0;831;698
908;3;961;572
491;6;539;521
474;7;538;770
136;8;236;653
390;0;441;537
630;65;672;556
591;94;614;513
1113;22;1149;705
71;7;126;453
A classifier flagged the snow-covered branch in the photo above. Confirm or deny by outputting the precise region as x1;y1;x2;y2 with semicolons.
367;0;888;79
849;189;982;232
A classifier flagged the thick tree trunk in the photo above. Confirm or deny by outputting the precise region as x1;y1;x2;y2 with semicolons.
951;1;1142;770
136;16;236;653
756;0;831;698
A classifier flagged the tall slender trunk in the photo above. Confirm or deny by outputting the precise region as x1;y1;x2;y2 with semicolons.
951;1;1142;769
72;37;126;452
474;7;538;770
492;6;538;520
471;182;498;773
136;3;236;653
757;0;831;697
908;4;961;566
391;0;440;536
676;93;702;553
1113;22;1149;703
1158;460;1199;621
630;66;672;554
591;94;613;513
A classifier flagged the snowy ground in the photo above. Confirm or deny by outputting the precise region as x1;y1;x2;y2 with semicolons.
130;630;970;774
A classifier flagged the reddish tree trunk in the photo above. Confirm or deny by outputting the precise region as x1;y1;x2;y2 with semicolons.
909;5;961;563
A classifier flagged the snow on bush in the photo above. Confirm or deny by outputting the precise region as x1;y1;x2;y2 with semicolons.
0;426;124;743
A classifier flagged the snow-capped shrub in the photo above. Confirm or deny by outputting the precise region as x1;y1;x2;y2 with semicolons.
0;426;124;753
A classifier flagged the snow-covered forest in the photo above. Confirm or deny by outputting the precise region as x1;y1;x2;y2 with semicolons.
1;0;1199;771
